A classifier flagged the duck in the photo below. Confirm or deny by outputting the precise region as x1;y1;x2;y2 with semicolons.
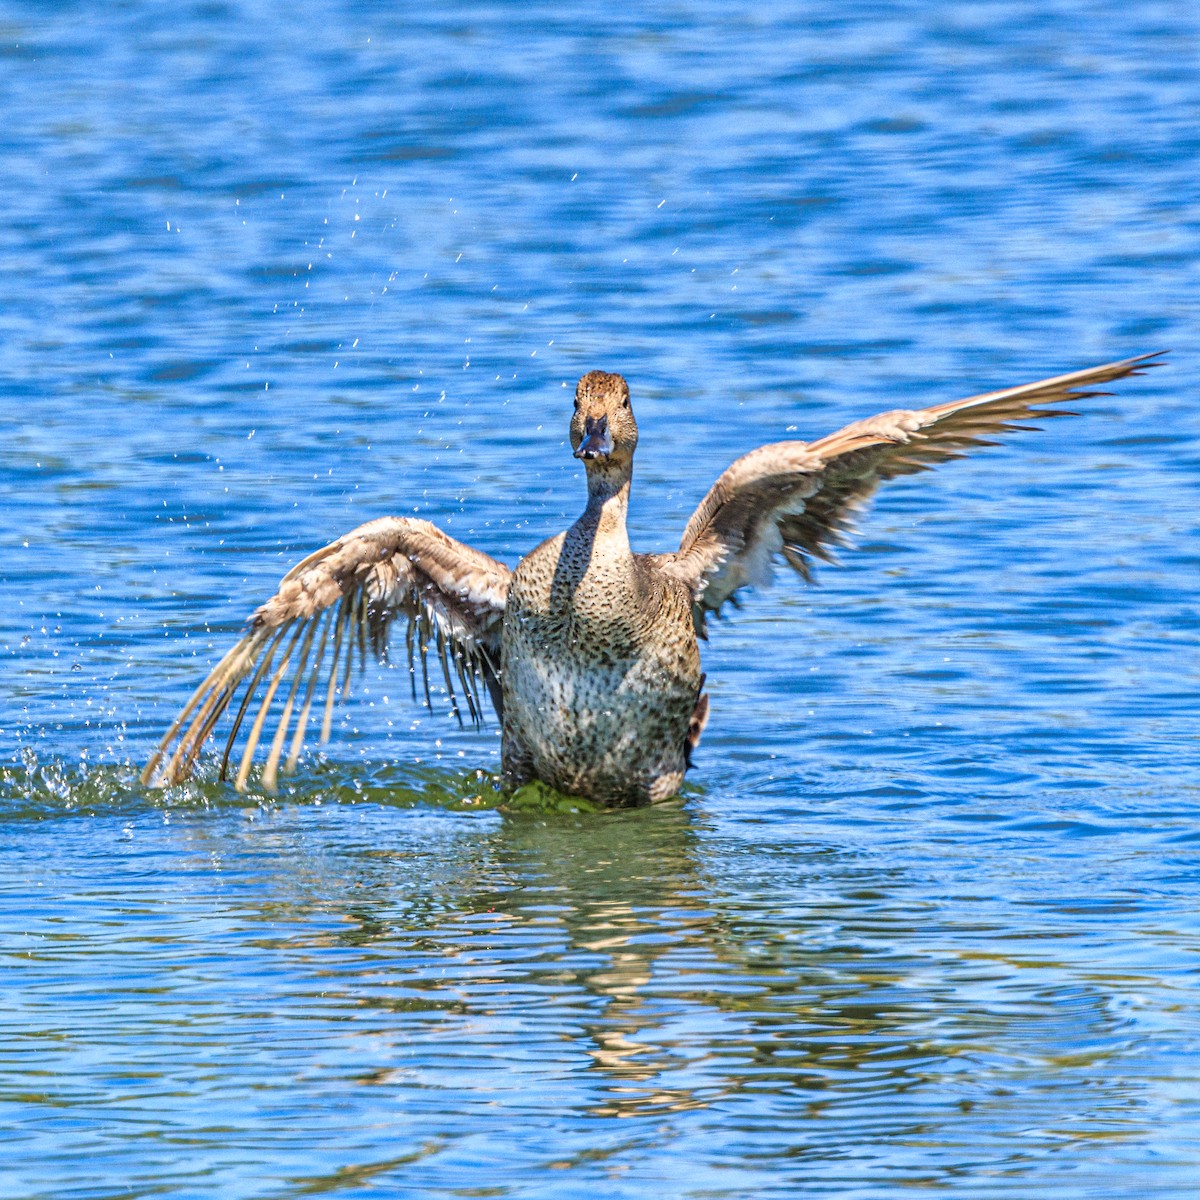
142;352;1161;804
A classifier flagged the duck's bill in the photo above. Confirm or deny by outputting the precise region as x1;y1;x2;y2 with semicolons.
575;426;613;459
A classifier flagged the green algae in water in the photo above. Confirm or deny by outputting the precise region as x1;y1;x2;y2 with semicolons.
501;778;604;815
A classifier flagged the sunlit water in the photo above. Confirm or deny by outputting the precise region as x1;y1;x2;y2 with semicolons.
3;1;1199;1195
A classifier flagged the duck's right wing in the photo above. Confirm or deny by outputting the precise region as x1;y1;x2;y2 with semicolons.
141;516;511;791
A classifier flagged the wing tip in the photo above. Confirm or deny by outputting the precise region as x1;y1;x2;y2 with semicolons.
1126;348;1169;368
1087;348;1168;381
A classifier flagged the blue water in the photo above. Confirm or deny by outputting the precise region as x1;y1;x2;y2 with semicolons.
3;1;1199;1195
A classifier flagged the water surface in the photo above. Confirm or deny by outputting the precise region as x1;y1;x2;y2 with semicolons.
2;1;1199;1195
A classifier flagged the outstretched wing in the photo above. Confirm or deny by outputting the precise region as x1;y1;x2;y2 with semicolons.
665;352;1163;617
141;516;511;791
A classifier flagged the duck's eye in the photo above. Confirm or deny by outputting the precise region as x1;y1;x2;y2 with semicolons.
622;397;630;409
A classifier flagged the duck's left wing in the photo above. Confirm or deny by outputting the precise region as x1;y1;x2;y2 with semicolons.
141;516;510;791
664;352;1162;618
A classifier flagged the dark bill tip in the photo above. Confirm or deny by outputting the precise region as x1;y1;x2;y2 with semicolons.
574;416;613;460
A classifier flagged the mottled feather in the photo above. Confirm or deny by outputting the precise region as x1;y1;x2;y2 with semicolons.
666;352;1163;614
141;517;510;789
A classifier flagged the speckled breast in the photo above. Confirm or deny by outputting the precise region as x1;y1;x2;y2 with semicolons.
500;533;701;804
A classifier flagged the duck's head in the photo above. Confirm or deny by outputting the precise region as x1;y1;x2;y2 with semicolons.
570;370;638;465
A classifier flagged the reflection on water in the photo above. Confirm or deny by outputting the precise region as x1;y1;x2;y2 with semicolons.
3;0;1200;1194
5;768;1196;1194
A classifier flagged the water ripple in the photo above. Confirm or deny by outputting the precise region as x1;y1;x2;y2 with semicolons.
3;0;1200;1195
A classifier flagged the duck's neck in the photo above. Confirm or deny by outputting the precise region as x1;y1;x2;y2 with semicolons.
580;460;632;549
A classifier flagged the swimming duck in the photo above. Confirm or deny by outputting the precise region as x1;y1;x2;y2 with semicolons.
143;352;1160;804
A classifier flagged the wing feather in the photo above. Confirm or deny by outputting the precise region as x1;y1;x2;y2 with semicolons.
666;352;1163;615
142;516;510;790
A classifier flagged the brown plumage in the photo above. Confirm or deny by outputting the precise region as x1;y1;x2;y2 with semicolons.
142;352;1163;803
